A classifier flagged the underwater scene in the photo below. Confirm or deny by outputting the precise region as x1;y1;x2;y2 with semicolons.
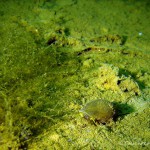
0;0;150;149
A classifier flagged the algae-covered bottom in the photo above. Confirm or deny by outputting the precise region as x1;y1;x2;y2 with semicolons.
0;0;150;149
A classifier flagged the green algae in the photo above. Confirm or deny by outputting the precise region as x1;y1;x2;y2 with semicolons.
0;0;150;149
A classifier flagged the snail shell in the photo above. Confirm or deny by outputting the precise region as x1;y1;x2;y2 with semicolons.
80;99;114;123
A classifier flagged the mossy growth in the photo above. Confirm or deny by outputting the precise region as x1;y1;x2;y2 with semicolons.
91;64;140;99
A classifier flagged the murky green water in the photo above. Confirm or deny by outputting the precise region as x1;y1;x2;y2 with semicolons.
0;0;150;149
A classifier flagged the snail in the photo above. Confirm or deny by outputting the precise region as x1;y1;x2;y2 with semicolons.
80;99;115;124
